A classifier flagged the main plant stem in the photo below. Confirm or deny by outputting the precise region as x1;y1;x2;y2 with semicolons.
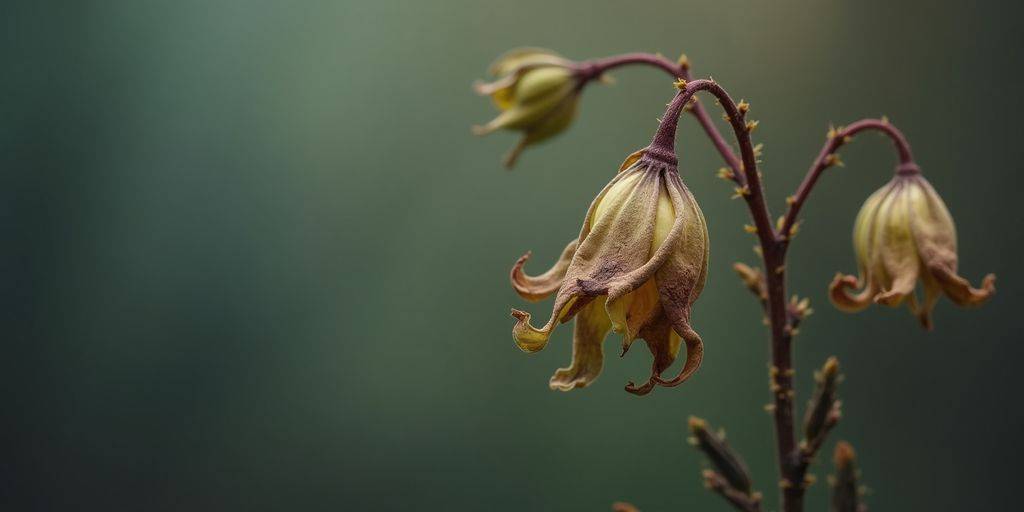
645;80;800;512
587;54;915;512
589;55;801;511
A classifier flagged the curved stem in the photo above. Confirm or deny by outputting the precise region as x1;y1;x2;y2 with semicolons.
585;52;682;79
581;54;744;175
648;80;802;512
779;119;916;245
647;80;775;247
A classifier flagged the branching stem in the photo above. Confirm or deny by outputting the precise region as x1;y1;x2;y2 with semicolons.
647;79;801;510
576;53;916;512
580;54;744;175
779;119;915;247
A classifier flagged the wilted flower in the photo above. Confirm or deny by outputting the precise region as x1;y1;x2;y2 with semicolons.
473;48;584;167
830;167;995;329
510;149;709;395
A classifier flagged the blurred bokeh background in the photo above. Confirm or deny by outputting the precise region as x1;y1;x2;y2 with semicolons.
3;0;1022;510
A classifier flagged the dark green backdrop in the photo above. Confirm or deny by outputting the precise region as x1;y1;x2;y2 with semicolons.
3;1;1021;510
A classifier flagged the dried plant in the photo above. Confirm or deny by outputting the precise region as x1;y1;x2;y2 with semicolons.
473;48;995;512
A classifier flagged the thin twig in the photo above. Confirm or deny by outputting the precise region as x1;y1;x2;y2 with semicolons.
688;417;755;495
830;442;868;512
581;54;743;179
733;263;812;330
644;76;799;512
733;262;767;308
779;119;915;246
791;357;842;490
802;357;842;454
703;470;764;512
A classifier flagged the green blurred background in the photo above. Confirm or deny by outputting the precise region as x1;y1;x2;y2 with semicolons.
3;1;1021;510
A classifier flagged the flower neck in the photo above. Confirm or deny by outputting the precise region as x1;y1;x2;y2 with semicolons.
645;90;689;167
573;61;603;82
642;146;678;167
896;162;921;176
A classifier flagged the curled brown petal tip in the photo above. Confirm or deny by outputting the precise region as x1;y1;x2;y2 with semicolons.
873;283;913;307
873;291;904;307
932;266;996;307
510;239;578;301
624;378;656;396
650;329;704;388
509;251;538;295
510;309;549;353
828;273;874;312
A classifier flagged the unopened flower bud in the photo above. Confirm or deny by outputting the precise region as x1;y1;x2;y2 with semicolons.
473;48;582;167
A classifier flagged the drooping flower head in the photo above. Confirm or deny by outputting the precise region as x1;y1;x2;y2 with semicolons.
473;48;585;168
510;146;709;395
830;164;995;329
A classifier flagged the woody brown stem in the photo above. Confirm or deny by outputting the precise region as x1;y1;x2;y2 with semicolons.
648;78;803;512
762;246;801;512
575;55;800;510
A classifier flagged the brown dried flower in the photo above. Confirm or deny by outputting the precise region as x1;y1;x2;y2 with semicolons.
510;149;709;395
829;168;995;329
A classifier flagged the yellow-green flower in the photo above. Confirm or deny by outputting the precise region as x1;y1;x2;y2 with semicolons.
830;170;995;329
509;149;709;395
473;48;581;167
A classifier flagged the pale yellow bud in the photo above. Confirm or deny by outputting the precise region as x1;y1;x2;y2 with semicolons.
473;48;581;167
830;171;995;329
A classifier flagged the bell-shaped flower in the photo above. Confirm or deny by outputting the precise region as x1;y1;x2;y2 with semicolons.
473;48;582;167
510;149;709;395
830;167;995;329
